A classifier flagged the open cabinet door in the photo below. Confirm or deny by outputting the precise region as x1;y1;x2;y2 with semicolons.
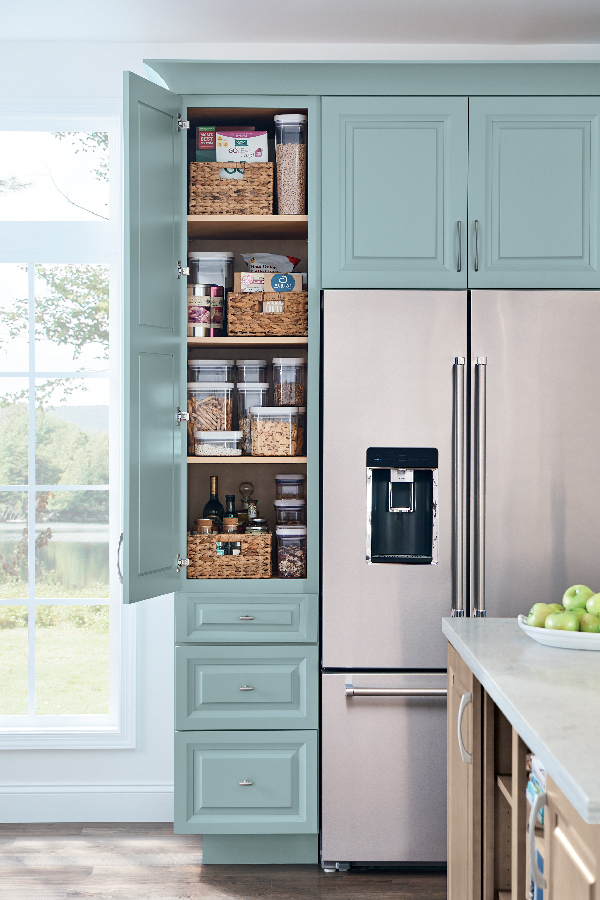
123;72;186;603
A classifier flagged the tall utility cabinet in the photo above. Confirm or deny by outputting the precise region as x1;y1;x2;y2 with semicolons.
122;61;600;866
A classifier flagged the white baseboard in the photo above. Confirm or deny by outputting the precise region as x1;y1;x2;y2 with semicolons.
0;783;174;823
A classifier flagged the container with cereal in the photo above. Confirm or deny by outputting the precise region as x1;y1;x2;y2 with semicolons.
249;407;305;457
275;473;306;500
237;383;269;455
276;526;307;578
274;114;307;216
187;382;233;453
272;357;305;406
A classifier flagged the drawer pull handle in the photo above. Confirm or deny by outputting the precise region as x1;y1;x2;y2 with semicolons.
239;616;254;620
458;691;472;764
239;686;253;691
239;781;253;786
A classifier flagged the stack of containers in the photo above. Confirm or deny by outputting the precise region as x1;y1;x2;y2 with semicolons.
236;359;269;456
187;359;241;456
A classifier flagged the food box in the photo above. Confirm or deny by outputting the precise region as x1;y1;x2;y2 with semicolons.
233;272;303;293
216;130;268;163
196;126;254;161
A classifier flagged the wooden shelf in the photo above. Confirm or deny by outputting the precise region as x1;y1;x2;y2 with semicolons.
188;336;307;348
188;456;307;464
497;774;513;806
498;892;511;900
187;214;308;240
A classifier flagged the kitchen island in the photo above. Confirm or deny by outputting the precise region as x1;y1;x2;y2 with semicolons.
443;616;600;900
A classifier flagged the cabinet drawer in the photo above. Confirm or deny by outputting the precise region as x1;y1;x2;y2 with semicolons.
174;730;318;834
175;645;318;730
175;593;318;643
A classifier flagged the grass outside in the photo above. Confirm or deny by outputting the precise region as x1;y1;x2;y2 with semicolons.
0;579;109;601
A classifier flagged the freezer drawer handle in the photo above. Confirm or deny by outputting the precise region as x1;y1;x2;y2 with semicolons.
239;686;253;691
239;781;253;786
528;791;547;890
239;616;254;620
345;681;446;698
458;691;472;764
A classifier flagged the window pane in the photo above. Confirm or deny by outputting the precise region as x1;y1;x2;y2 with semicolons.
0;379;28;485
36;379;108;485
0;492;27;600
35;264;109;372
0;264;28;372
35;492;108;599
0;605;28;714
0;132;109;221
35;604;109;714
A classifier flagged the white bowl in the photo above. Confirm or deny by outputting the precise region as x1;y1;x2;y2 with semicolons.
518;614;600;651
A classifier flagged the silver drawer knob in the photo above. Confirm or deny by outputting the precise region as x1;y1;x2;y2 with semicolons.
239;685;253;691
239;781;252;786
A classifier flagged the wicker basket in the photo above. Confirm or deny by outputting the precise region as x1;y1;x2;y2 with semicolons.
187;532;272;579
227;291;308;337
189;162;273;215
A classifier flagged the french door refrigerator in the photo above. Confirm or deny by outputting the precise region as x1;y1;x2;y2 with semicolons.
321;289;600;867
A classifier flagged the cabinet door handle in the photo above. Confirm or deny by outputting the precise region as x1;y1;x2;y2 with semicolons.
528;791;547;890
458;691;472;764
239;616;254;620
239;686;253;691
116;533;123;585
239;781;253;786
457;221;462;272
474;219;479;271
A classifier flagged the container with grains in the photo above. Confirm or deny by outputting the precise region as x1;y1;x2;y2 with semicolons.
275;473;306;500
193;431;243;457
272;357;305;406
187;382;233;453
237;383;269;455
274;114;307;216
276;526;307;578
249;406;305;457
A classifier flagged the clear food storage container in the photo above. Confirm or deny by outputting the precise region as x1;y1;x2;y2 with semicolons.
274;499;306;526
188;359;234;382
236;359;268;383
272;357;305;406
276;526;307;578
274;114;307;216
275;473;306;500
237;383;269;455
249;407;305;457
194;431;242;457
188;251;234;290
187;384;233;453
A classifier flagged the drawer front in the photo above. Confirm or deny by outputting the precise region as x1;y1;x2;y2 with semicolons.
174;730;318;834
175;645;318;730
175;593;318;643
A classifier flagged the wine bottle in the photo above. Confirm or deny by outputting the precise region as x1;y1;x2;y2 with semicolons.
225;494;236;517
203;476;224;531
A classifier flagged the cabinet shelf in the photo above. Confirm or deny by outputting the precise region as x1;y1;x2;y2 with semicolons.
187;214;308;240
188;336;307;348
187;456;307;464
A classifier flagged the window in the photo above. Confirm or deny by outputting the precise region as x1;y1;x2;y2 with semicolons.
0;104;131;748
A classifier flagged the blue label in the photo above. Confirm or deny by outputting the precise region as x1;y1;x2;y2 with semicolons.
270;274;294;292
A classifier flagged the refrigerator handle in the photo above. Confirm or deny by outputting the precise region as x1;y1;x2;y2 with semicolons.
345;680;447;698
452;357;466;617
473;357;487;617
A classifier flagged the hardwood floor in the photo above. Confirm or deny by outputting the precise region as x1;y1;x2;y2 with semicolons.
0;824;447;900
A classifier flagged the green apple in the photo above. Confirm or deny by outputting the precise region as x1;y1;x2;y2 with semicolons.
545;612;567;629
586;593;600;617
572;607;586;620
580;613;600;633
548;603;565;613
526;603;553;628
560;612;580;631
562;584;595;610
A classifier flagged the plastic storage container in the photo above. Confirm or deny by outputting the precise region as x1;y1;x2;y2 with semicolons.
276;526;307;578
274;114;307;215
249;407;305;457
275;473;306;500
237;383;269;455
272;357;305;406
188;359;234;382
187;383;233;452
236;359;268;383
194;431;242;457
274;499;306;526
188;251;234;290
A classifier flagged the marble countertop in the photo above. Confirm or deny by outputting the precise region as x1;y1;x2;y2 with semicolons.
443;617;600;824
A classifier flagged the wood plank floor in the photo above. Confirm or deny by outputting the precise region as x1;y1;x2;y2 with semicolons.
0;823;447;900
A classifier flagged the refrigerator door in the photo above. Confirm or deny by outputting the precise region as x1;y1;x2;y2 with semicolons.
322;290;468;669
321;671;447;865
471;291;600;619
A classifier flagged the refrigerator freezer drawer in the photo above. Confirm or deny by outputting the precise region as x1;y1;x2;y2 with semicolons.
321;671;447;864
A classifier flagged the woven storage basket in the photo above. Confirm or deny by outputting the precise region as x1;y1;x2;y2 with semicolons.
189;162;273;215
227;291;308;337
187;532;272;579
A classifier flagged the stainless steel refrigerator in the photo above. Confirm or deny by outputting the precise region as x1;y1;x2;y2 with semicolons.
321;289;600;867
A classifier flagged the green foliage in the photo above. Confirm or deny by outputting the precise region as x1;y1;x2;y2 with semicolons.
52;132;109;183
0;604;108;631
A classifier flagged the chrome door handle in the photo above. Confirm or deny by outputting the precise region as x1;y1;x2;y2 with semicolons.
474;219;479;272
116;533;123;585
239;686;253;691
458;691;472;764
346;680;446;698
529;791;547;890
239;781;252;786
239;616;254;620
457;221;462;273
473;357;487;617
452;357;466;617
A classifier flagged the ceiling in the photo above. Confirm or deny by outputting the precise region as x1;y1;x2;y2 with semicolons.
2;0;600;44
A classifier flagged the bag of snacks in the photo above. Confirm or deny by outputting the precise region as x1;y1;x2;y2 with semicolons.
241;253;300;274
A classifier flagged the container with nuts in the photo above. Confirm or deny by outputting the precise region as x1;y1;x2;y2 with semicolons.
272;357;305;407
187;382;233;453
249;406;305;457
276;526;307;578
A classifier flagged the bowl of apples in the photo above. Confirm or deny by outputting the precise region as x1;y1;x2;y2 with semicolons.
519;585;600;650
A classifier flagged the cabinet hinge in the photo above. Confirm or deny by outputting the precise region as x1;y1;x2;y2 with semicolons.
177;554;190;573
177;407;190;426
177;261;190;279
177;115;190;131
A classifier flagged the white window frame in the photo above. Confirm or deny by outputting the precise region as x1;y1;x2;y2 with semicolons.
0;99;134;749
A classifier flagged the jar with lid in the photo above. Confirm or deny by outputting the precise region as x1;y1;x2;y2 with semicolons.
276;526;307;578
188;251;234;291
250;407;305;457
187;284;211;337
187;383;233;452
236;359;267;383
274;499;306;526
275;473;306;500
196;518;212;535
188;359;234;382
272;358;305;406
222;517;239;534
237;383;269;454
194;431;242;457
274;114;307;215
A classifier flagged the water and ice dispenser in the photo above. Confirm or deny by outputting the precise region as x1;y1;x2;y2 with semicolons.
366;448;438;564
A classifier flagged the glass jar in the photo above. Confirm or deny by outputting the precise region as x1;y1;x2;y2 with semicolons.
222;517;239;534
237;383;269;454
274;499;306;526
236;359;268;383
272;357;305;406
249;407;305;457
188;359;234;382
188;251;234;291
275;473;306;500
274;114;307;215
187;383;233;451
276;526;307;578
196;518;212;535
194;431;242;457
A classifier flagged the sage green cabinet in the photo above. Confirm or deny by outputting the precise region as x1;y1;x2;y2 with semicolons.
175;593;318;644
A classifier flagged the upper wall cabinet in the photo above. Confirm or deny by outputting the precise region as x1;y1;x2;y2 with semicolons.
468;98;600;289
322;97;468;289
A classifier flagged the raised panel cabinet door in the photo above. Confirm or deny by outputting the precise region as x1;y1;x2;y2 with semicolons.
468;97;600;288
174;730;318;834
175;593;318;643
123;72;187;602
545;775;600;900
322;97;468;289
447;643;481;900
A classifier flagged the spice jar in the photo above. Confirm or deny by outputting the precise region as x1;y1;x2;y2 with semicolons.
250;407;305;457
237;383;269;454
236;359;268;383
275;473;306;500
276;526;307;578
274;114;307;215
274;499;306;526
222;517;239;534
272;358;305;406
196;518;212;535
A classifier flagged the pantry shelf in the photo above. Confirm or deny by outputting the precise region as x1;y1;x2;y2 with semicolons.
187;456;307;464
188;336;308;348
187;214;308;239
